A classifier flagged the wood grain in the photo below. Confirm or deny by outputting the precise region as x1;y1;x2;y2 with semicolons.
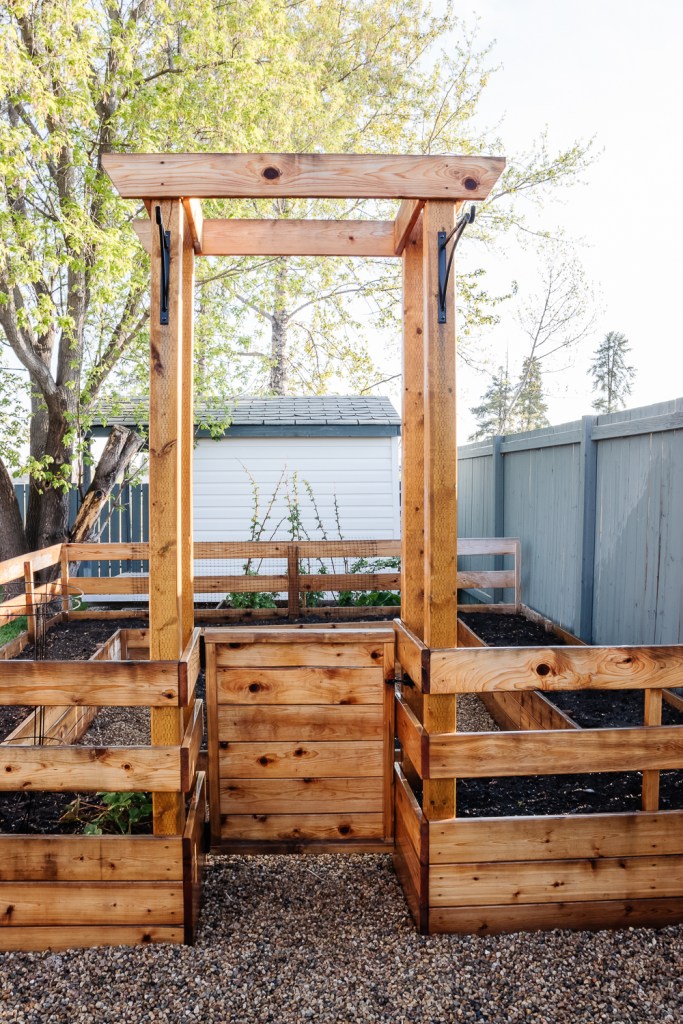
0;926;183;952
428;644;683;694
427;724;683;778
216;667;383;705
218;740;383;779
135;218;396;256
0;745;183;791
215;641;383;668
428;810;683;864
428;898;683;936
217;703;383;741
149;197;185;835
219;777;383;814
102;152;506;200
0;883;183;926
430;854;683;907
220;812;383;842
0;835;183;881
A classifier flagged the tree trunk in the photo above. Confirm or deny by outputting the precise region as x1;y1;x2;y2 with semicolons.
0;458;26;562
69;425;144;545
269;259;290;395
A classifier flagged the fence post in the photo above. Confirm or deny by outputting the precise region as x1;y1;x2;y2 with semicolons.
287;544;300;619
492;435;505;602
23;560;35;643
576;415;598;641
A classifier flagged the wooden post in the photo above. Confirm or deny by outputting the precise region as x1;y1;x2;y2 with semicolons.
400;215;425;641
422;200;458;820
180;204;195;649
149;197;185;835
287;544;300;619
642;688;662;811
60;546;70;620
23;560;35;643
399;214;426;786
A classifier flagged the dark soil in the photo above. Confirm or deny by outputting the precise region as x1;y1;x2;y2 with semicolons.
460;611;566;647
0;618;146;835
457;611;683;817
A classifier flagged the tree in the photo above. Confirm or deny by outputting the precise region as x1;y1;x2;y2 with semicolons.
590;331;635;413
514;356;549;432
469;356;548;439
469;365;514;440
0;0;593;560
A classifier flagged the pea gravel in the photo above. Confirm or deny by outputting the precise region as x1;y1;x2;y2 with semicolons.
1;853;681;1024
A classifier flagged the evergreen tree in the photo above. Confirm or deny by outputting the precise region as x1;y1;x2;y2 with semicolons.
590;332;635;413
514;357;549;432
469;366;514;440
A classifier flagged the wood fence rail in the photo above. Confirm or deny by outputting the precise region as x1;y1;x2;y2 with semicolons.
0;538;522;625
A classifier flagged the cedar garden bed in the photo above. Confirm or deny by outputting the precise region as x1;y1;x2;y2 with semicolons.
394;608;683;935
0;610;206;952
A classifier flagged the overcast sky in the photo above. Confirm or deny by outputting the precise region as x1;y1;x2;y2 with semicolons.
425;0;683;437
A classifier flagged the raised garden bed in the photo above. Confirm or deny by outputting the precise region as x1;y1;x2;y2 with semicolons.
394;612;683;935
0;615;206;952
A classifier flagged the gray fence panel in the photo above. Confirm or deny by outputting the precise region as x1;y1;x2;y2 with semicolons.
457;398;683;645
592;422;683;645
502;437;582;631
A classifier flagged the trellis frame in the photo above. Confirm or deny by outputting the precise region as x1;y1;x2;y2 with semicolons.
103;150;506;835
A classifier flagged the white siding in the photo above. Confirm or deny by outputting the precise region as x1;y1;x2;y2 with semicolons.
193;436;400;541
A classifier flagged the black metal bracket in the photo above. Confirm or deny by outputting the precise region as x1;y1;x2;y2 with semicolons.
437;204;475;324
155;205;170;325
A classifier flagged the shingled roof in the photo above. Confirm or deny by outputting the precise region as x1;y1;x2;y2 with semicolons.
90;395;401;437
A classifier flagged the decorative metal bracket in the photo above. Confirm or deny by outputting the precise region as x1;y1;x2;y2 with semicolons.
155;205;170;325
437;204;475;324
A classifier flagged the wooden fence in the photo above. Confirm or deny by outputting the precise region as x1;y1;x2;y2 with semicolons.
0;538;522;626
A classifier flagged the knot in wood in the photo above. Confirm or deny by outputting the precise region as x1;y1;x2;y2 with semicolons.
262;166;281;180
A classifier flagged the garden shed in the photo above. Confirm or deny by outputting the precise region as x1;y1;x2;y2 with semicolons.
90;395;400;543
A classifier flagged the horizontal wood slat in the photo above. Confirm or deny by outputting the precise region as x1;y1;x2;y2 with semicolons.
430;854;683;907
428;645;683;694
206;626;393;644
0;745;183;792
134;218;397;256
102;152;506;200
0;883;183;926
218;740;383;779
0;545;62;587
0;925;183;952
0;836;183;881
217;704;384;741
428;898;683;936
429;810;683;864
216;667;384;705
219;777;383;814
427;725;683;778
220;812;383;842
0;660;180;706
215;642;384;668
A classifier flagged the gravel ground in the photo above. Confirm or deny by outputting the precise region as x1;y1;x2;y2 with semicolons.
0;854;681;1024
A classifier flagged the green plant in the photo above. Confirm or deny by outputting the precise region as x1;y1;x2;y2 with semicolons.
0;615;27;647
62;792;152;835
338;556;401;607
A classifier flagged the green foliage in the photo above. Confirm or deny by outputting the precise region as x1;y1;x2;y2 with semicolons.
62;791;152;835
514;356;549;432
0;615;27;647
338;555;400;607
590;331;635;414
470;365;514;440
0;0;594;545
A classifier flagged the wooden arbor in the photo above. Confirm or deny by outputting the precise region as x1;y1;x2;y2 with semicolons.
102;152;506;835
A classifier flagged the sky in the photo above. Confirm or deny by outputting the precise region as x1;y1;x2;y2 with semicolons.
408;0;683;439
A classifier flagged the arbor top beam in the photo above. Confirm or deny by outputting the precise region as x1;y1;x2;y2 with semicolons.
102;152;505;200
